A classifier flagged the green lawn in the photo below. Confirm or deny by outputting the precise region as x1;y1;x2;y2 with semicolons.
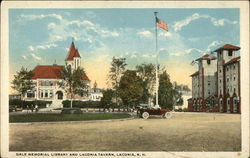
9;113;131;123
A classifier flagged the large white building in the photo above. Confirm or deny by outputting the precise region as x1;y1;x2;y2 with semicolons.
188;44;241;113
24;41;90;107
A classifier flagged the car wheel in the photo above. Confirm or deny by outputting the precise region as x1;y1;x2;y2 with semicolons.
142;112;149;119
164;112;172;119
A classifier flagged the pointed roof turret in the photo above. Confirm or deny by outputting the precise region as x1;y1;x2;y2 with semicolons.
65;41;81;61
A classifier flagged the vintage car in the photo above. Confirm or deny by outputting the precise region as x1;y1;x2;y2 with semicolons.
137;107;172;119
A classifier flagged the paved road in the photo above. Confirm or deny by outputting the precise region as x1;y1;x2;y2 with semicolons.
9;113;241;151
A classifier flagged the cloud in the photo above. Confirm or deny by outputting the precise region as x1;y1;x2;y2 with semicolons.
211;18;238;26
22;55;27;60
67;20;94;27
28;45;34;51
31;53;42;60
158;32;172;37
142;54;156;58
20;13;63;21
47;18;120;45
28;43;57;51
205;40;223;53
131;54;137;58
137;30;153;37
48;22;56;29
36;43;57;50
170;48;203;56
169;40;223;56
174;13;238;31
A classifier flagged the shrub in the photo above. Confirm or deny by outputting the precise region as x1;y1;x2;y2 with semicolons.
9;99;52;109
62;100;101;108
183;108;188;112
174;108;183;112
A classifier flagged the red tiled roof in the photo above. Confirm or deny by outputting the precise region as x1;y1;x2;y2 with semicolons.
214;44;240;52
224;56;240;66
202;54;210;58
195;54;216;61
32;65;64;79
65;42;81;60
190;71;199;77
82;75;90;81
32;65;90;81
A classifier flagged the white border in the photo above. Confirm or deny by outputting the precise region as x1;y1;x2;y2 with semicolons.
1;1;249;158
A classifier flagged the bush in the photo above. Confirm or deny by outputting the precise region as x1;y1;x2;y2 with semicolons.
183;108;188;112
62;100;101;108
174;108;183;112
174;108;188;112
9;99;52;109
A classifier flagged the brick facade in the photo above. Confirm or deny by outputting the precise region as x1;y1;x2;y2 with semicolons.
188;44;240;113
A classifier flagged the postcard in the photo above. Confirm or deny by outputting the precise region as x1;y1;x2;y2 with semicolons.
1;1;249;158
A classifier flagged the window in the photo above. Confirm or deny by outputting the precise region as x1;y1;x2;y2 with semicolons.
234;99;237;104
233;88;236;93
208;82;210;86
207;59;211;65
228;50;233;56
219;79;221;83
227;88;229;93
233;75;236;81
45;81;49;86
233;64;235;69
45;90;48;98
227;78;229;82
50;91;53;97
227;67;229;71
220;89;222;94
27;91;35;98
208;91;210;95
219;69;221;73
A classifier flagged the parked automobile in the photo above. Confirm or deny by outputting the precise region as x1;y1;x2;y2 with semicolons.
137;107;172;119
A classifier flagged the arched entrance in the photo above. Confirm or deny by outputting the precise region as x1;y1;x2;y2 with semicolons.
233;96;238;113
226;97;231;113
219;97;223;112
56;91;63;100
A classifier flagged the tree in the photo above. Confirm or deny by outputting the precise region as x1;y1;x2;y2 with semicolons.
118;70;144;108
172;82;185;106
59;66;87;108
12;67;34;99
136;63;156;105
100;89;115;111
108;57;127;106
158;71;175;109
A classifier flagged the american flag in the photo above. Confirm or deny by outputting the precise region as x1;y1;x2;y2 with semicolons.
190;60;196;66
156;17;168;31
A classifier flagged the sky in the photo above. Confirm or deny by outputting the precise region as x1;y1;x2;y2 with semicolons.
9;8;240;92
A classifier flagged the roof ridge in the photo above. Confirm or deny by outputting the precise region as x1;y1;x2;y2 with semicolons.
213;44;240;52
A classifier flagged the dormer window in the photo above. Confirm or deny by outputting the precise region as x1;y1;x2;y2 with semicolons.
228;50;233;56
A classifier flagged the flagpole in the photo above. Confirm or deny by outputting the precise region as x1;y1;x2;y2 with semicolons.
154;12;159;108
